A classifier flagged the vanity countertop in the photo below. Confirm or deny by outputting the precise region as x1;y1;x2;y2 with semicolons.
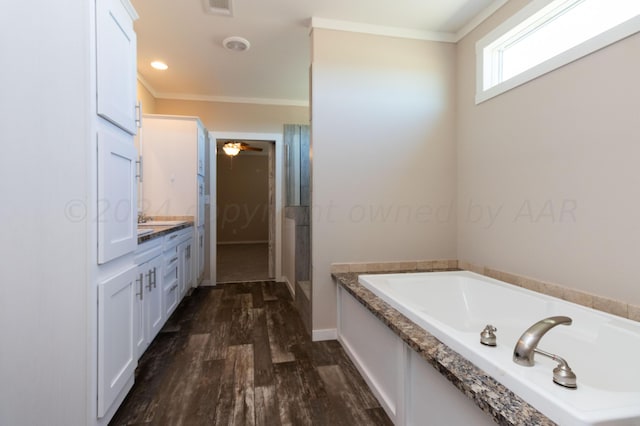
137;221;194;244
333;271;555;426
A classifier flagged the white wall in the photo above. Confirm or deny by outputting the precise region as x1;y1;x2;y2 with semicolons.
310;29;458;333
0;1;91;424
456;0;640;305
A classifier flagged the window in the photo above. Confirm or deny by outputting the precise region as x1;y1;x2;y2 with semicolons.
476;0;640;103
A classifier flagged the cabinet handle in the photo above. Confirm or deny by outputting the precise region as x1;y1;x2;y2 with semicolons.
151;267;157;289
136;156;143;182
136;273;144;300
171;283;178;292
169;234;178;240
146;270;153;291
135;101;142;128
170;256;178;264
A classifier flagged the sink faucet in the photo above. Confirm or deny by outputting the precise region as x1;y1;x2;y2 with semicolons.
137;212;150;223
513;316;577;388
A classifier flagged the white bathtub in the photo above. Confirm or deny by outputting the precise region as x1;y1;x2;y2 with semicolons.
358;271;640;426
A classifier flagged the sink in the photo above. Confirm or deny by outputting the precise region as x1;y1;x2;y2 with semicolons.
137;228;154;236
138;220;187;226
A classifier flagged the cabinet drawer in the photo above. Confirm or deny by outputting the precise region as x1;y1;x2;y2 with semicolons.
164;252;179;270
163;276;179;318
163;227;192;247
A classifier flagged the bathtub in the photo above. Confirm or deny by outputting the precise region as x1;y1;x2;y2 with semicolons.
356;271;640;425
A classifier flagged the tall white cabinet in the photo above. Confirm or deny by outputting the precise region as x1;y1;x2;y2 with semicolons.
2;1;139;425
94;0;140;422
140;115;208;285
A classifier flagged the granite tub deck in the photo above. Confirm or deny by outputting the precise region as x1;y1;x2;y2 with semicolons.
333;271;555;426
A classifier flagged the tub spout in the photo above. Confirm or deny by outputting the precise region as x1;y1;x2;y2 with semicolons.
513;316;572;366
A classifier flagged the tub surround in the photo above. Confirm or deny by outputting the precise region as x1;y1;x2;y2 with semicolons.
331;260;640;324
457;261;640;323
333;270;554;426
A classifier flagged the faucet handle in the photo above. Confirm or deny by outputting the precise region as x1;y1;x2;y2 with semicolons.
480;325;497;346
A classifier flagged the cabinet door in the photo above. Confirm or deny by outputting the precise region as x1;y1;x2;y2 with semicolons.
133;268;146;358
198;226;205;280
146;255;164;340
98;265;137;417
197;126;205;176
97;125;138;264
163;265;179;318
96;0;137;134
178;238;193;298
197;175;205;227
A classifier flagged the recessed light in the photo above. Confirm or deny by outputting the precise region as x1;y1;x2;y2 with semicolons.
223;36;250;52
150;61;168;70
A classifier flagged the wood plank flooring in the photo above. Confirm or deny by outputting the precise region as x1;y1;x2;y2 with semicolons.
109;281;392;426
217;244;270;283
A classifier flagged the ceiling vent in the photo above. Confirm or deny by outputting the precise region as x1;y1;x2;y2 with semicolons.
203;0;233;16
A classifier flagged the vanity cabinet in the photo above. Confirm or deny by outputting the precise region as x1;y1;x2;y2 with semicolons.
133;239;163;358
161;227;194;318
140;115;207;286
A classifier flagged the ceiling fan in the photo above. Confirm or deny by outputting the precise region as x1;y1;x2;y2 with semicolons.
221;141;263;157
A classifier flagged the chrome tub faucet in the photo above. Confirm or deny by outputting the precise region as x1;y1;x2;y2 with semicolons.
513;316;577;388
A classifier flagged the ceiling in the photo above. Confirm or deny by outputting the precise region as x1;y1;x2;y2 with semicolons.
131;0;504;106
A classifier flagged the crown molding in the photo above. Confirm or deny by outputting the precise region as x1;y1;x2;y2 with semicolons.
310;17;457;42
156;92;309;107
136;73;158;97
309;0;509;43
455;0;509;42
136;75;307;106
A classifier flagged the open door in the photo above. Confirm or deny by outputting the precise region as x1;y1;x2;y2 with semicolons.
210;131;282;284
268;143;276;278
208;133;217;284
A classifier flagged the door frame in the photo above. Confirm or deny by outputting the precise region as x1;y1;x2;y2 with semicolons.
209;131;283;282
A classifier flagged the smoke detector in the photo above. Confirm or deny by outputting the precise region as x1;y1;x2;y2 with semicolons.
203;0;233;16
223;36;250;52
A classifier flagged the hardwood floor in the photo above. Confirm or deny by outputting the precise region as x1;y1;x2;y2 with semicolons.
217;244;270;283
109;281;392;426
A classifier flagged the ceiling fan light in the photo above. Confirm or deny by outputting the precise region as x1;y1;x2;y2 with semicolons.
222;142;241;156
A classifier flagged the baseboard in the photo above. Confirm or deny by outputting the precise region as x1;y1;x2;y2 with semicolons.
282;276;295;298
312;328;337;342
217;240;268;245
199;279;216;287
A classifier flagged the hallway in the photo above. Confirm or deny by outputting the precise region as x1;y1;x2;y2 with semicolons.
109;281;391;425
217;243;270;283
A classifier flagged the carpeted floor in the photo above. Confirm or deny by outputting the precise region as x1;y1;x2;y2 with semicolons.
217;243;270;283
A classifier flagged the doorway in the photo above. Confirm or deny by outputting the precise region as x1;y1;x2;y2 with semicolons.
209;132;283;284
